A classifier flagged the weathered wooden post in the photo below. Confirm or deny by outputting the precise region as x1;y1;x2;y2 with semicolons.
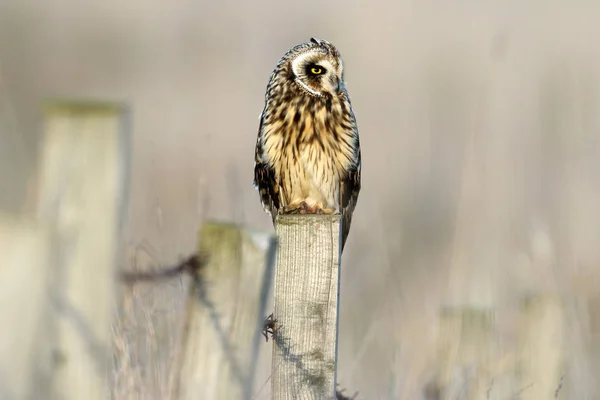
171;222;277;400
432;308;496;399
517;295;565;400
0;215;51;399
271;214;342;400
36;100;130;399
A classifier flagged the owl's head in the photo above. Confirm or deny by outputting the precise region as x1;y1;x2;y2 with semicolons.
281;37;346;98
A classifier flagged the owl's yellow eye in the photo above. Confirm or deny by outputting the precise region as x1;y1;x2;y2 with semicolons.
307;64;326;76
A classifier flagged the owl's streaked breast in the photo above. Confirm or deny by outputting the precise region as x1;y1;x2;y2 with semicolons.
261;97;355;211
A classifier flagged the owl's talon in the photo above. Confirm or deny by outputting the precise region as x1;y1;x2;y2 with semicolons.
283;201;308;214
283;202;337;215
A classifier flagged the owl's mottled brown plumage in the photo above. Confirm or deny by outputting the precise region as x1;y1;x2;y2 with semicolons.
253;38;361;251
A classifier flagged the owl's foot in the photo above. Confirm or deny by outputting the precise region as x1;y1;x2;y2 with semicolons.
283;202;335;215
283;201;308;214
316;207;335;215
303;204;335;214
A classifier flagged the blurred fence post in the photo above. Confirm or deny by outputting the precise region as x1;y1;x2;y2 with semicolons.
36;100;130;399
429;296;567;400
271;214;342;400
517;295;565;400
0;215;51;399
432;308;496;399
171;222;277;400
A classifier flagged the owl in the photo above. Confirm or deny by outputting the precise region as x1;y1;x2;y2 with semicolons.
253;37;361;252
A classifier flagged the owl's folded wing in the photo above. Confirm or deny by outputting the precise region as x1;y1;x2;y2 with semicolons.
253;138;280;225
340;149;361;251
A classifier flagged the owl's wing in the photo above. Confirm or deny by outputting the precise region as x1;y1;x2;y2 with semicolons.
340;148;361;251
253;125;280;225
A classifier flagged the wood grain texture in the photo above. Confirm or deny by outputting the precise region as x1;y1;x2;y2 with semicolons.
0;215;50;399
271;214;342;400
172;222;276;400
36;101;129;400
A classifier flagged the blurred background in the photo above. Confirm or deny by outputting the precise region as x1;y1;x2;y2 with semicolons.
1;0;600;398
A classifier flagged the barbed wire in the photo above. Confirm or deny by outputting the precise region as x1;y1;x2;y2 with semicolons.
120;256;359;399
119;253;206;284
262;314;359;400
336;386;359;400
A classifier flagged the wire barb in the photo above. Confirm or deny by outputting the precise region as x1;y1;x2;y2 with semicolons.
262;313;279;342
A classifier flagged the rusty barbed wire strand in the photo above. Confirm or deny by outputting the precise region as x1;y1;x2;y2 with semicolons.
121;257;360;399
119;253;206;284
261;313;360;399
336;385;359;400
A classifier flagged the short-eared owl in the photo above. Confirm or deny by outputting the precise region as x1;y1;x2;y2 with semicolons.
253;37;361;251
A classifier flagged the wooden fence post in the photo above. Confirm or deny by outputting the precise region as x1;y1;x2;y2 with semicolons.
35;101;129;399
271;214;342;400
0;215;51;399
171;222;277;400
517;295;565;400
431;308;497;400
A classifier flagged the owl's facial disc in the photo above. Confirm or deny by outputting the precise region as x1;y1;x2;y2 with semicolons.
291;50;344;97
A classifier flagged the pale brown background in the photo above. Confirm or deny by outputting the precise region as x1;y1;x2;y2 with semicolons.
1;0;600;398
